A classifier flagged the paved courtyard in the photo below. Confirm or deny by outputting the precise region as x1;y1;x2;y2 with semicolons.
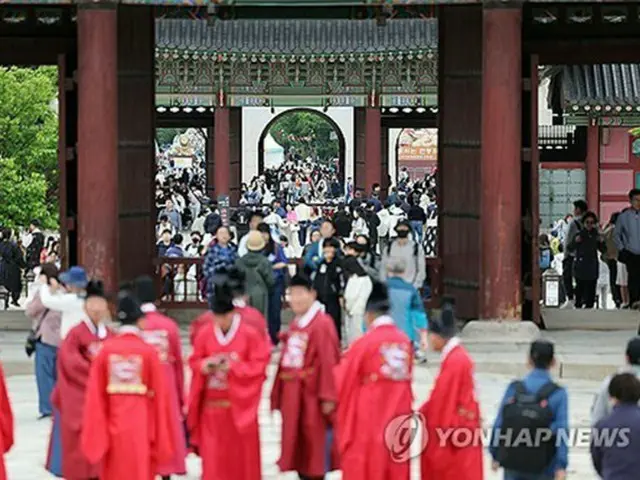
2;329;602;480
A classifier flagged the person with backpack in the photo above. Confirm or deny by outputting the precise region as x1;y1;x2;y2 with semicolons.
490;339;569;480
379;220;426;290
539;234;553;273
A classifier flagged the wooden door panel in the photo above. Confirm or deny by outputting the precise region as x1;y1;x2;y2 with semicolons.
438;5;483;319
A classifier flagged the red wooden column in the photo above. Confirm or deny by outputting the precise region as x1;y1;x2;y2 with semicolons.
480;5;522;320
77;5;118;292
214;107;231;200
586;125;600;216
213;107;242;204
364;108;382;194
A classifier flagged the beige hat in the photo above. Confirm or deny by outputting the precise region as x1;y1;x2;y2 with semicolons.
246;230;266;252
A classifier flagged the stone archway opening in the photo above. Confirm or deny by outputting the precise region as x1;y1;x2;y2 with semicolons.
254;108;346;205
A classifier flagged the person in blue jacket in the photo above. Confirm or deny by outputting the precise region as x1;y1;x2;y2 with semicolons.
386;256;428;363
490;339;569;480
303;218;337;273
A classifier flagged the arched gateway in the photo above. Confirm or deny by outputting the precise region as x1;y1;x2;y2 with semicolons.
8;1;635;323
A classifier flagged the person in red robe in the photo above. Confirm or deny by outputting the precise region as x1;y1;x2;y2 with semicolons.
190;266;269;346
187;276;270;480
0;362;14;480
271;273;341;480
334;281;413;480
134;276;187;480
418;300;483;480
80;289;174;480
46;279;113;480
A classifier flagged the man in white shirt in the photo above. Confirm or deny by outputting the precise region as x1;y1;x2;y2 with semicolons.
39;266;87;339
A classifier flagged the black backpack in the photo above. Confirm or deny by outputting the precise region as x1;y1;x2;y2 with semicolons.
495;381;559;474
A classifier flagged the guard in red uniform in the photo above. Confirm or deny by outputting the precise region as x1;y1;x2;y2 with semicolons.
187;277;270;480
0;362;14;480
418;300;483;480
81;289;173;480
334;281;413;480
134;276;187;480
190;267;269;346
271;274;341;480
46;280;112;480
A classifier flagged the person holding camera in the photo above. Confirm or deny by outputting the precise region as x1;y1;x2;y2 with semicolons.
24;263;62;419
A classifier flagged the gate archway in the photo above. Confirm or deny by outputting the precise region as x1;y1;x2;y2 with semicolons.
256;108;347;203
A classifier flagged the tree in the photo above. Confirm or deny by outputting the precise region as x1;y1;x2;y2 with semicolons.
0;66;59;229
0;158;50;230
268;111;340;165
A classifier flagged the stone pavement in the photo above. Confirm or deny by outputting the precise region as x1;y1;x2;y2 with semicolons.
4;348;602;479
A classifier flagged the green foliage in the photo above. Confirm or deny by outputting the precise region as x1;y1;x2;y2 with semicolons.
0;158;50;229
156;128;185;148
0;66;59;229
268;111;339;165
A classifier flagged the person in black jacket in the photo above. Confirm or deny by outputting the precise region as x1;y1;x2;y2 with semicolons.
311;237;344;341
333;203;352;240
568;211;606;309
407;195;427;244
203;201;222;235
26;219;45;271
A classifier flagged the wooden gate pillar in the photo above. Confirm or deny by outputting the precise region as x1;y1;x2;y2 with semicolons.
213;107;242;205
77;5;118;292
586;125;600;215
354;107;382;197
117;6;155;283
480;5;523;320
365;108;382;195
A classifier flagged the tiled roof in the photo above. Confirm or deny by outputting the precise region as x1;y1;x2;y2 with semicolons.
155;18;438;56
555;64;640;112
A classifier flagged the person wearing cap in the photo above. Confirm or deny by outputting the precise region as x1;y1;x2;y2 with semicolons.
80;289;173;480
418;300;483;480
237;210;265;257
379;220;426;290
187;279;269;480
334;281;413;480
489;339;568;480
271;273;340;479
0;361;13;480
46;280;112;479
591;336;640;425
311;237;345;342
39;265;88;339
234;230;275;316
134;276;187;479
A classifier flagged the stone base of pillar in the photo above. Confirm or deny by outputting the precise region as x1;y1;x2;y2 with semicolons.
461;320;540;343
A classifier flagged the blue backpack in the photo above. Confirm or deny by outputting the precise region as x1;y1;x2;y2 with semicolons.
539;248;552;270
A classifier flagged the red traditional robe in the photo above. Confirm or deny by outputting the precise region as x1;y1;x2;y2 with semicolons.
187;314;269;480
191;303;269;347
80;328;174;480
334;316;413;480
141;306;187;476
270;301;341;477
49;319;112;479
419;338;483;480
0;363;14;480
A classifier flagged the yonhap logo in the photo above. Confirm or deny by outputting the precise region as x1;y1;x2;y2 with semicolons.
383;412;428;462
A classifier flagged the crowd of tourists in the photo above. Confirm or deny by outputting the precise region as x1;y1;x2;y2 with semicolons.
242;154;346;205
540;188;640;317
0;221;60;309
